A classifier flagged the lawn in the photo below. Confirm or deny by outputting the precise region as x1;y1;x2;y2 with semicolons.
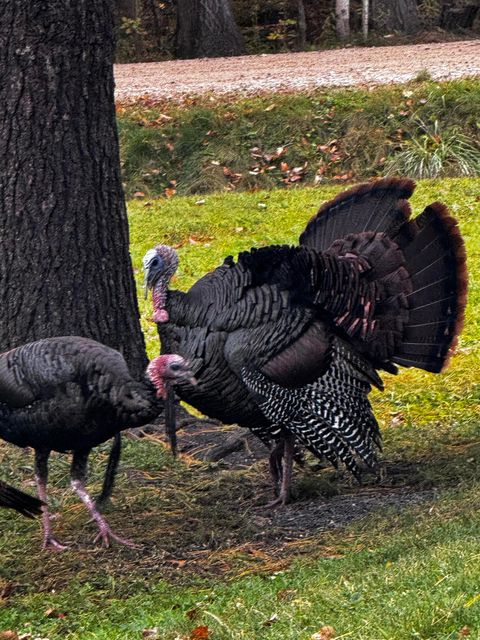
0;178;479;640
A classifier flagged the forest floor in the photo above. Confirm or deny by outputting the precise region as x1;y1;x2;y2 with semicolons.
114;39;480;101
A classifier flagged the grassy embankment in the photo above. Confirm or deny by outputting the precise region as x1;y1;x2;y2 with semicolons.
0;176;479;639
118;78;480;198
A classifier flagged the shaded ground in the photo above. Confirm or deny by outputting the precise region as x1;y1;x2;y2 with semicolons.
114;40;480;102
145;417;437;536
0;422;444;595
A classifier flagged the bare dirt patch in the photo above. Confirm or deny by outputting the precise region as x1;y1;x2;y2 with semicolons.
115;40;480;102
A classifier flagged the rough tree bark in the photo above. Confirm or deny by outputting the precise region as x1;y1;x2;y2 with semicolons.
0;0;148;378
176;0;244;59
335;0;350;40
371;0;420;34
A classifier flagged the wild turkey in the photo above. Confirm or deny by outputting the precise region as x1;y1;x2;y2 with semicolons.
0;480;44;518
144;178;467;505
0;336;195;549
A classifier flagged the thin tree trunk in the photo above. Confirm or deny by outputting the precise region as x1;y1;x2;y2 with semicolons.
335;0;350;41
296;0;307;51
362;0;369;40
176;0;244;59
0;0;148;378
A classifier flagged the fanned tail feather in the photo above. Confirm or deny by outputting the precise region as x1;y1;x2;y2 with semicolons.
391;202;467;372
301;178;467;373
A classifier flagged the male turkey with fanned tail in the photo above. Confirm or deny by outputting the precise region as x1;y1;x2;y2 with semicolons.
144;178;467;506
0;336;195;549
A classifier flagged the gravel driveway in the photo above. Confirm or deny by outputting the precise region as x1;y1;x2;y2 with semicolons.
114;39;480;101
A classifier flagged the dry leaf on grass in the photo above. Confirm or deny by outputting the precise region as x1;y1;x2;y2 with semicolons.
190;626;210;639
311;626;336;640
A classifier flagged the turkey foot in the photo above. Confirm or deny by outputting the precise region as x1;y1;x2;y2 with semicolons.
93;522;140;549
71;451;138;548
71;478;138;548
42;534;70;552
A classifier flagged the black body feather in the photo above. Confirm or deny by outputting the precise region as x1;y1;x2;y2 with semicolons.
0;336;162;453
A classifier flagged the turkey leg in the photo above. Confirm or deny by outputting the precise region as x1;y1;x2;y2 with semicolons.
70;450;138;548
266;434;295;508
34;448;69;551
96;433;122;509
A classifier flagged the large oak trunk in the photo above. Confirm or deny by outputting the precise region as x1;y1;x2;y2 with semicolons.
176;0;244;59
0;0;147;377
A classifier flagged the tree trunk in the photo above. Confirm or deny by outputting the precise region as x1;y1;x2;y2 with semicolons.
371;0;421;34
362;0;369;40
296;0;307;51
176;0;244;59
0;0;148;378
335;0;350;40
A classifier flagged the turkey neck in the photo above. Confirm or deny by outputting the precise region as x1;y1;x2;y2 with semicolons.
152;277;175;323
152;285;185;325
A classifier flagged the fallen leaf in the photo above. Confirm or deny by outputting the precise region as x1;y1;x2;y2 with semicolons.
164;188;176;198
185;608;199;620
311;626;336;640
142;628;159;639
133;191;145;198
190;626;209;639
262;613;279;627
459;627;470;637
264;103;276;111
0;632;18;640
195;199;206;205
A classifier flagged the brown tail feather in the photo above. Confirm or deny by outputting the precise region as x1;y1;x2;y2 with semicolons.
392;202;467;372
301;178;467;374
300;177;415;251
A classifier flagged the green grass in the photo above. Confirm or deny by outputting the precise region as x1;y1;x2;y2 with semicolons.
118;79;480;197
0;178;479;639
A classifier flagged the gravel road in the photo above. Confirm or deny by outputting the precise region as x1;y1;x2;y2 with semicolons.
114;39;480;101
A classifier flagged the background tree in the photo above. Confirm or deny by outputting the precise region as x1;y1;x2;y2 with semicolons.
0;0;147;377
371;0;420;34
335;0;350;40
176;0;244;59
295;0;307;50
362;0;369;40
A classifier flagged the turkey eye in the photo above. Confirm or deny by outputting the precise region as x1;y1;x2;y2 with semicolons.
170;363;181;372
151;258;159;267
